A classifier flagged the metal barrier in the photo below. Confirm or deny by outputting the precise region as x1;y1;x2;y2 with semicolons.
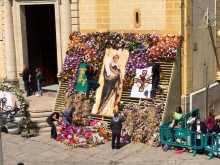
205;133;220;160
160;124;205;157
160;108;220;160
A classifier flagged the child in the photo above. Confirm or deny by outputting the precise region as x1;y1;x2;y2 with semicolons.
110;112;125;149
187;111;197;130
186;111;197;148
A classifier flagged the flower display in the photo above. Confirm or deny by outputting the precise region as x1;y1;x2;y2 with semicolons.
56;120;111;148
59;31;182;91
120;101;164;147
58;85;165;148
57;31;182;148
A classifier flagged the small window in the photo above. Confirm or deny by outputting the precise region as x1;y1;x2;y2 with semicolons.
134;9;141;28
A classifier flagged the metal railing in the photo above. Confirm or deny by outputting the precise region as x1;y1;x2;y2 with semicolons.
160;108;220;160
205;133;220;160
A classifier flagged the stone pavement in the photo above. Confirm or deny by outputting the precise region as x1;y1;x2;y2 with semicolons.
2;132;220;165
3;94;219;165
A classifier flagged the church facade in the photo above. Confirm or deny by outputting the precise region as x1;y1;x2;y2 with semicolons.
0;0;220;116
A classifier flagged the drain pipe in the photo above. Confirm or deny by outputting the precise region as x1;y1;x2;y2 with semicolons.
205;64;209;119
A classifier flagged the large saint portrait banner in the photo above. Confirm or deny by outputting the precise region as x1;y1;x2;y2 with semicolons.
92;48;129;117
130;67;153;99
76;63;87;92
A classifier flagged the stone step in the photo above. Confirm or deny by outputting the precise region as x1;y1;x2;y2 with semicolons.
29;109;52;113
30;112;51;118
31;116;48;123
37;122;49;128
37;121;58;128
39;123;59;133
39;127;51;133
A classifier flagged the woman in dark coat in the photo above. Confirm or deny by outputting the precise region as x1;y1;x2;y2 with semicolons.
191;118;207;154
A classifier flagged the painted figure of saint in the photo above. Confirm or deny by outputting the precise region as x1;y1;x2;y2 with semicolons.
97;50;122;116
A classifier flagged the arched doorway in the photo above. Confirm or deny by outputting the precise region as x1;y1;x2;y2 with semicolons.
25;4;58;89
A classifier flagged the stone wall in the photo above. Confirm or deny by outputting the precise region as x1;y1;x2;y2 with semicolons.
0;3;6;79
190;83;220;120
192;0;216;91
71;0;80;32
79;0;182;34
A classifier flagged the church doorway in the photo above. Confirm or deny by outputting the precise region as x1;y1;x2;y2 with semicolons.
25;4;58;88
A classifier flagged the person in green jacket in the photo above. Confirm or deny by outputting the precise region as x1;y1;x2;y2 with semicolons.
169;106;183;129
36;68;43;97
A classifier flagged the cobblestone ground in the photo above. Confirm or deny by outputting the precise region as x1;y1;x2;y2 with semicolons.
2;133;220;165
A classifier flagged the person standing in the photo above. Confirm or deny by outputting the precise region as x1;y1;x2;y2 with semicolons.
191;118;207;154
206;109;215;133
206;109;216;145
22;66;31;97
85;62;100;99
147;62;163;98
110;112;125;149
46;111;63;139
36;68;43;97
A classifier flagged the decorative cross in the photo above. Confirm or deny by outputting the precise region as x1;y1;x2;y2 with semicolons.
134;71;150;92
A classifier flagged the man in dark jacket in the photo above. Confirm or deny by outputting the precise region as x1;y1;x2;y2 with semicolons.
147;63;163;98
85;64;100;98
22;66;31;97
110;112;125;149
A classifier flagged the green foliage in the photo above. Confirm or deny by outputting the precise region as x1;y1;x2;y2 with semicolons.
0;81;38;138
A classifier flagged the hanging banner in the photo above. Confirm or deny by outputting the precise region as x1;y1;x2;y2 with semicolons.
92;48;129;117
76;63;88;92
130;67;153;99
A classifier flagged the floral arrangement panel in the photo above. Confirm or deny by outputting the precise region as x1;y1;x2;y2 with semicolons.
59;32;181;93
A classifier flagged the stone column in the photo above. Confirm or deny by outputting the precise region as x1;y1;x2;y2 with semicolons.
4;0;17;82
60;0;72;65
